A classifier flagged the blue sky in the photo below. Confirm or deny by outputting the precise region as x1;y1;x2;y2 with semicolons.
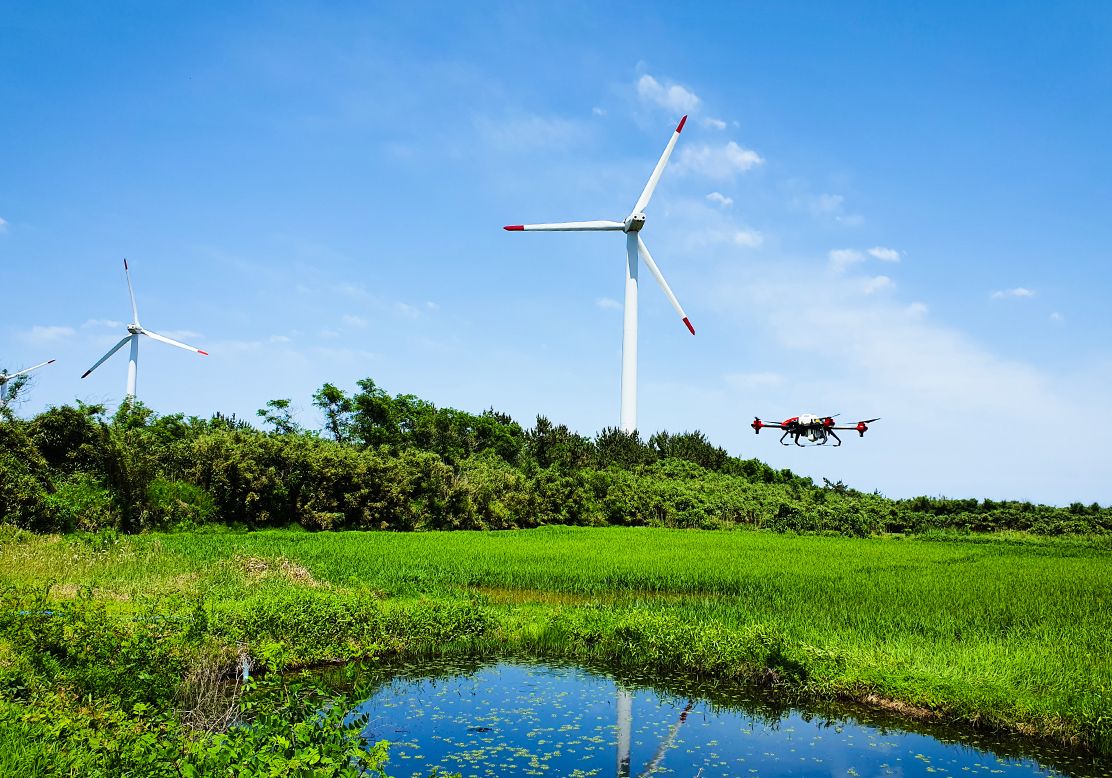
3;2;1110;504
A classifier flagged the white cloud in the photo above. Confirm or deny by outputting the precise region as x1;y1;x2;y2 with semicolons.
592;106;606;116
425;301;439;311
698;246;1112;502
596;297;622;311
867;246;901;262
395;302;422;319
636;74;700;114
158;329;203;341
676;141;764;179
795;191;864;226
82;318;124;329
21;325;76;343
474;113;588;152
1050;312;1064;322
0;217;7;233
269;334;292;343
862;275;894;294
828;248;865;272
991;287;1035;299
732;229;764;248
702;117;727;130
342;314;369;328
814;193;844;213
705;192;733;208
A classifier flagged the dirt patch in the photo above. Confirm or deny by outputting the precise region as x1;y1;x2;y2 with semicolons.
235;556;322;587
856;692;941;720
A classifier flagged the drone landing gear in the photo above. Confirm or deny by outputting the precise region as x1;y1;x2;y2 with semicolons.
779;431;791;446
829;430;842;447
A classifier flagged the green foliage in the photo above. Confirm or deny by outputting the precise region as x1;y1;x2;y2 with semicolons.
1;376;1108;537
148;478;216;529
46;473;118;532
0;419;55;531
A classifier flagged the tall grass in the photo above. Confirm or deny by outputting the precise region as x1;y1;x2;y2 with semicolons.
1;526;1109;753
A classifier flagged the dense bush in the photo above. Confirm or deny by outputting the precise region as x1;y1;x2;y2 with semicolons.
1;380;1108;536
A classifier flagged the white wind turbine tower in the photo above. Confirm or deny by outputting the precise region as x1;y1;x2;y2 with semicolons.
0;359;55;406
81;259;208;399
505;115;695;433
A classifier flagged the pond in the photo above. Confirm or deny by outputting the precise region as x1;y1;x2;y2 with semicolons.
348;658;1110;778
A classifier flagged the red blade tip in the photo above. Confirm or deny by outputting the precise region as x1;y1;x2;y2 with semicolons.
676;115;687;133
683;317;695;335
504;225;524;231
198;350;209;356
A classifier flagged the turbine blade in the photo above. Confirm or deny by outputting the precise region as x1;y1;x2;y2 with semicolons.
504;221;625;232
637;236;694;335
7;359;56;379
631;115;687;215
81;336;132;378
141;329;208;356
124;258;140;326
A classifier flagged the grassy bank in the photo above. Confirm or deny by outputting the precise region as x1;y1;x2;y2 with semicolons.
1;526;1110;773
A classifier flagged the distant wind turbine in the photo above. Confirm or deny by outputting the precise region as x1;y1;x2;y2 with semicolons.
505;115;695;433
81;259;208;399
0;359;55;406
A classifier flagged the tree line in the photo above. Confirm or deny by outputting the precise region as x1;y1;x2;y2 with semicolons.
1;378;1107;535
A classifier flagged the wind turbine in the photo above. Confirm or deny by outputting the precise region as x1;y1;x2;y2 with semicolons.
0;359;55;406
81;259;208;399
615;687;693;777
505;115;694;433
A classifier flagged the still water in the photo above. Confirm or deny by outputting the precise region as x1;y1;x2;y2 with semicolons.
349;659;1108;778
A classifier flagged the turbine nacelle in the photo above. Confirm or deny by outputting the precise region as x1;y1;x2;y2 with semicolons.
127;323;143;335
623;213;647;232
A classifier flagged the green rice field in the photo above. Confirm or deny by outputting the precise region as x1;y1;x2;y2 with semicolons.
2;526;1110;755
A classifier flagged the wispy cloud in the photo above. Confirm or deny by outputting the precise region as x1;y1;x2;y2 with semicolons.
158;329;203;341
636;74;700;114
395;302;422;319
0;217;7;234
828;248;865;271
862;275;894;294
474;113;588;152
1050;311;1064;322
991;287;1035;299
676;142;763;179
731;229;764;248
705;192;733;208
793;189;864;226
342;314;369;328
596;297;622;311
702;117;727;130
592;106;606;117
21;325;76;343
82;318;124;329
867;246;901;262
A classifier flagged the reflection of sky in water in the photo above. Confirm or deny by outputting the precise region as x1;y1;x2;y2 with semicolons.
350;662;1095;778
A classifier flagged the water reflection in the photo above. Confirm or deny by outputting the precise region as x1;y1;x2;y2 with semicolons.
345;658;1108;778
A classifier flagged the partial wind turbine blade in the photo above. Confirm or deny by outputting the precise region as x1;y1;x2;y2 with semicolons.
124;258;141;326
141;329;209;356
631;115;687;215
636;236;694;335
82;336;132;378
504;221;625;232
7;359;56;379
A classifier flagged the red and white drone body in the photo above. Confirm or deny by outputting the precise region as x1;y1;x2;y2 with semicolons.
751;414;880;447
